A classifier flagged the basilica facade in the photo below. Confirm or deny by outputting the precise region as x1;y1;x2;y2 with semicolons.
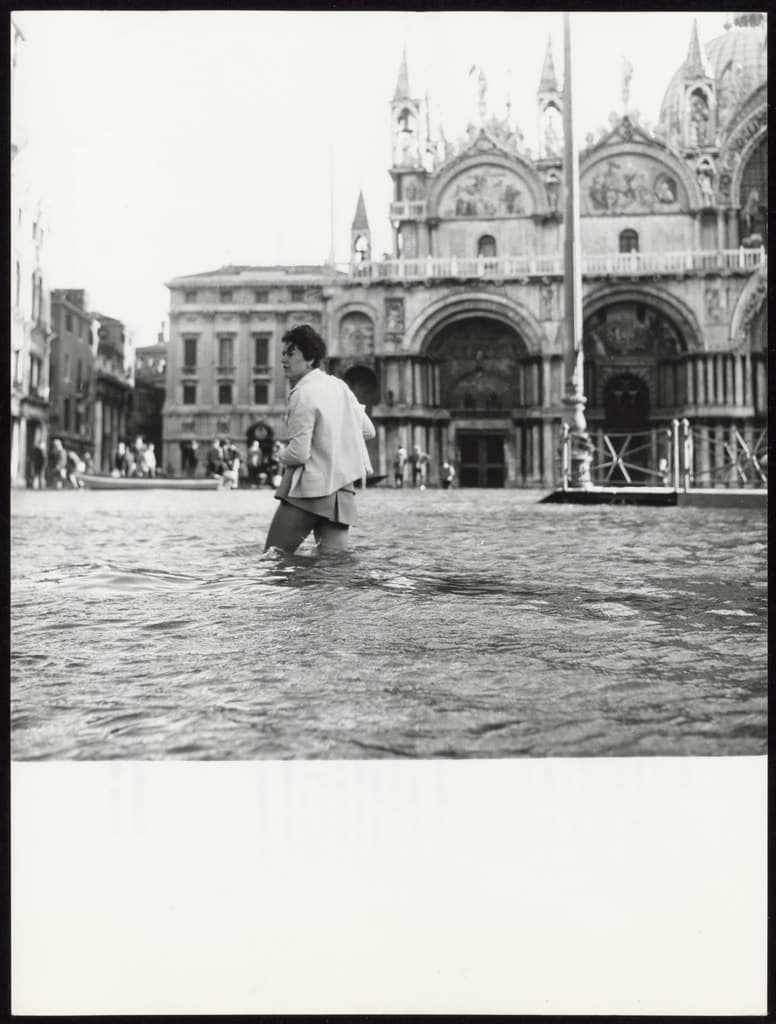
164;16;767;487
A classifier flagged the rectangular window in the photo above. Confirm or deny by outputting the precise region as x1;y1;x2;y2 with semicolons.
253;380;269;405
65;312;73;333
63;352;71;381
76;360;82;390
182;383;197;405
253;334;270;370
29;355;41;391
184;289;197;303
183;336;197;369
290;287;304;301
75;407;83;434
219;289;233;303
218;382;233;405
218;335;234;368
63;397;71;430
254;289;269;303
14;350;22;385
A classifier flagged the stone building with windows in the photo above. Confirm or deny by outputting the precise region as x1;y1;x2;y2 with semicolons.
91;313;133;473
48;290;96;462
128;330;168;465
11;17;52;486
165;16;766;486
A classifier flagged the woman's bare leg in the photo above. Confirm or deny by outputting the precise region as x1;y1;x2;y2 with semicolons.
264;501;317;553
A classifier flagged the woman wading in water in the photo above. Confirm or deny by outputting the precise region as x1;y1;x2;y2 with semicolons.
264;324;375;554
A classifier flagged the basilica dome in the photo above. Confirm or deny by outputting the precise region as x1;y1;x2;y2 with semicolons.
659;25;768;137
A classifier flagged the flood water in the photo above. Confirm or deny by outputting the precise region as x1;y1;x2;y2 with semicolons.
11;486;767;760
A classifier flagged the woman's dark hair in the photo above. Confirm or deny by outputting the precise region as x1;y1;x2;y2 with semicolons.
281;324;327;367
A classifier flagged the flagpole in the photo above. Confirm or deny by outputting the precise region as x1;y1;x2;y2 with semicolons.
561;11;592;488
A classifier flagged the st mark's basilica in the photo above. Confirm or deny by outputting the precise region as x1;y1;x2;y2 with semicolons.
164;15;767;487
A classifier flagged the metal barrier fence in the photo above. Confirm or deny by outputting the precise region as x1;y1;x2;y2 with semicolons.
560;419;768;491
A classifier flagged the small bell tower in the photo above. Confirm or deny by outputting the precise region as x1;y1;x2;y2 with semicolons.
537;35;563;160
351;190;371;263
682;19;716;151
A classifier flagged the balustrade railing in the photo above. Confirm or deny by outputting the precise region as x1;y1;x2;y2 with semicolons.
560;418;768;491
342;247;765;282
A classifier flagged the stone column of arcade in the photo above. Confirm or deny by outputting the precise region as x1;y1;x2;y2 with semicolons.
561;12;593;488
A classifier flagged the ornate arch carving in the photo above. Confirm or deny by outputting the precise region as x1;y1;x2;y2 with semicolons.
729;266;767;351
406;293;547;356
717;85;767;208
583;282;705;353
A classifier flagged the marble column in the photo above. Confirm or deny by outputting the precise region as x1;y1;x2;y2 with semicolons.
728;208;739;249
693;213;701;250
742;353;752;407
542;359;552;409
531;425;542;484
706;357;716;406
695;357;705;406
517;363;526;407
699;426;711;484
377;423;387;476
427;425;440;485
403;360;413;405
434;364;441;407
716;209;726;251
686;357;695;405
542;421;554;485
733;355;744;407
446;421;456;464
413;362;423;406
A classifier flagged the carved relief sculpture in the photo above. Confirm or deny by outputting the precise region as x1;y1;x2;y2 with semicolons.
540;284;554;321
688;90;711;148
339;312;375;357
696;161;716;206
705;286;723;321
384;297;405;343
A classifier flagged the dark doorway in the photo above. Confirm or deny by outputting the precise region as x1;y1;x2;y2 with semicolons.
458;432;505;487
603;373;650;482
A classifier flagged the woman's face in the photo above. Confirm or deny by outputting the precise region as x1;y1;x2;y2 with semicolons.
281;344;315;385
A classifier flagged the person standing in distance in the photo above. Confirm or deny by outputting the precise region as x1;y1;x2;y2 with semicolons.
265;324;375;555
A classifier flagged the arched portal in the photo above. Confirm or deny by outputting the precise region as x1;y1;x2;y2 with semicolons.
425;315;532;488
583;299;688;415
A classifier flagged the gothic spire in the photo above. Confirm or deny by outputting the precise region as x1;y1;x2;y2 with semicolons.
351;190;369;232
684;18;712;79
538;34;559;94
393;48;411;101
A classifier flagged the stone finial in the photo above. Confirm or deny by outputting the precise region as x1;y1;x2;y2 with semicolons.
393;48;411;101
538;34;559;93
684;18;712;79
351;190;369;232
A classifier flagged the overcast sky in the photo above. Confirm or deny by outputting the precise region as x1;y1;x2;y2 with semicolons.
12;10;731;349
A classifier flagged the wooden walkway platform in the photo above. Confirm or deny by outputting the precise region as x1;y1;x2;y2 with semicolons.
541;487;767;508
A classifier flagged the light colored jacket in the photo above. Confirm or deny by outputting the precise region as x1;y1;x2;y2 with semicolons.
278;368;375;498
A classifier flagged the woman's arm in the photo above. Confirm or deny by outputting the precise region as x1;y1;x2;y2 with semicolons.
276;392;316;466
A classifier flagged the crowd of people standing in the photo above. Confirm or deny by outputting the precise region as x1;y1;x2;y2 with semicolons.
392;444;457;489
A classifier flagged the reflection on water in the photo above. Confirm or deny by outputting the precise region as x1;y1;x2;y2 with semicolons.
11;487;767;759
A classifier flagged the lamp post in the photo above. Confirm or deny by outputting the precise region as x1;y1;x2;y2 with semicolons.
561;11;592;487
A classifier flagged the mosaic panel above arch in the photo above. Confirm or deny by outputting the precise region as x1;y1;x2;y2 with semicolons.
583;302;687;360
581;153;690;215
437;163;535;219
425;315;529;410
